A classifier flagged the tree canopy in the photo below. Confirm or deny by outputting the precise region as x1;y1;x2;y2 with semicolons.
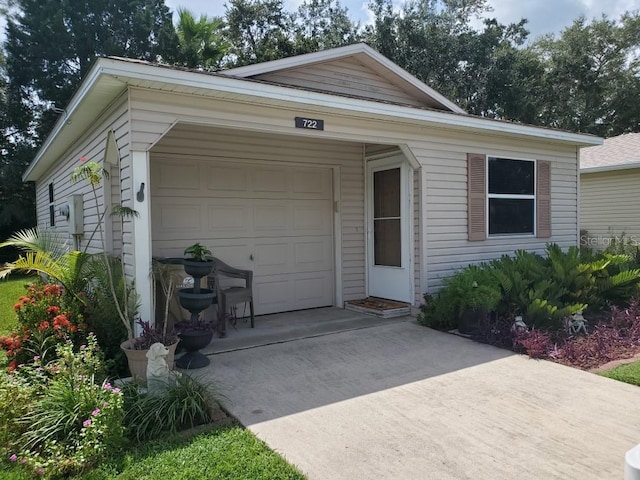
1;0;639;241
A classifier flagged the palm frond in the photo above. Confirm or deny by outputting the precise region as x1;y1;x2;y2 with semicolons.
0;227;69;260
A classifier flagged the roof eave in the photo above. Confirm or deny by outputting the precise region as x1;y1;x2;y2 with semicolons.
23;59;120;182
580;162;640;174
102;59;600;145
27;57;603;182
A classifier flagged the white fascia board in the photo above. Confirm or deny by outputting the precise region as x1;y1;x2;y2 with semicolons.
224;43;466;115
223;43;369;77
26;57;603;182
99;59;601;146
358;45;466;115
22;61;106;182
580;162;640;174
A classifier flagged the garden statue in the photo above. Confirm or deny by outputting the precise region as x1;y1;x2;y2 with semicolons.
511;315;528;334
146;342;171;394
567;311;588;335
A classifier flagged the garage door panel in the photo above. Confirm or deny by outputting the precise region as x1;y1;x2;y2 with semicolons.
152;159;334;314
254;278;291;314
253;201;290;233
294;273;333;307
252;166;290;194
254;242;290;274
293;201;332;234
293;168;332;198
253;273;332;315
207;165;248;193
156;162;200;191
294;239;333;271
207;203;250;235
154;201;202;233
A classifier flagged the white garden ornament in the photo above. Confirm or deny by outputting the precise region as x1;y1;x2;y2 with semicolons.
567;311;588;335
146;342;171;394
511;315;528;334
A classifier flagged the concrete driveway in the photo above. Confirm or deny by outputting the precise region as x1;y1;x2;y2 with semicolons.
198;320;640;479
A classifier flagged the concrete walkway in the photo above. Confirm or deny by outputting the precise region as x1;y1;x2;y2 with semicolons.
198;320;640;480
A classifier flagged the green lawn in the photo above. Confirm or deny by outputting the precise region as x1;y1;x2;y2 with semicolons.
1;425;306;479
601;360;640;386
0;276;34;334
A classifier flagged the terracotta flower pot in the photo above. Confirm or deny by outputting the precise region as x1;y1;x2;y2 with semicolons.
120;340;178;386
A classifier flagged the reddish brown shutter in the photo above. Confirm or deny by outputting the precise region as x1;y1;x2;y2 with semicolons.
536;160;552;238
467;153;486;241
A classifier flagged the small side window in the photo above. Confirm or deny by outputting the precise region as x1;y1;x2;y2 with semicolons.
48;183;55;226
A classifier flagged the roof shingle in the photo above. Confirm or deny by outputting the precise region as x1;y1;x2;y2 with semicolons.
580;132;640;170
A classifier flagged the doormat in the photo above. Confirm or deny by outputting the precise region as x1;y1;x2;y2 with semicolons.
345;297;411;318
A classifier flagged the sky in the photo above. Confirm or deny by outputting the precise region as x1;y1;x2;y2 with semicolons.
0;0;638;45
163;0;640;40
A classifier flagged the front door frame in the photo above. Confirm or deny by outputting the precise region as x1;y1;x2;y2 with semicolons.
365;153;414;303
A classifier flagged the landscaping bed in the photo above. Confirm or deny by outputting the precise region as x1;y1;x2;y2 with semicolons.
418;243;640;374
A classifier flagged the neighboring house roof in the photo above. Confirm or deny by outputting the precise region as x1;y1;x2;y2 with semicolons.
24;45;602;182
580;132;640;173
222;43;466;114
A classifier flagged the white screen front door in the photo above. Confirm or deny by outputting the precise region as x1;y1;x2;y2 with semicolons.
367;156;412;303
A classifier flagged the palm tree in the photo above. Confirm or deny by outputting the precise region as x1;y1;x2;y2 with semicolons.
175;8;227;70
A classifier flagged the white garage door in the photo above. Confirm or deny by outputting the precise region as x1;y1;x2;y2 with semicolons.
151;159;335;315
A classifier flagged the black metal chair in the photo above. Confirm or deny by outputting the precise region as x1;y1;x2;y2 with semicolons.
207;257;254;337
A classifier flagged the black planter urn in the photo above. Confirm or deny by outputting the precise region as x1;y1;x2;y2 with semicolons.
183;259;214;278
175;286;215;369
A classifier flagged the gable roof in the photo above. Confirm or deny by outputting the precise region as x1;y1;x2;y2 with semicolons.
24;50;602;182
580;132;640;172
222;43;466;114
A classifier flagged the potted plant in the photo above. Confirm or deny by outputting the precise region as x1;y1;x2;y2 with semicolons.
70;160;182;383
183;242;213;277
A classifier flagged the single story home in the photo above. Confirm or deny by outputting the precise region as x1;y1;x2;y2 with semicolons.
23;43;601;323
580;132;640;250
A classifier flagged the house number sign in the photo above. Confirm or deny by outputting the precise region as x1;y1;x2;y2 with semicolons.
295;117;324;130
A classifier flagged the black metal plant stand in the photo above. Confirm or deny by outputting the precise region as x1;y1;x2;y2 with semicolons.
176;261;215;369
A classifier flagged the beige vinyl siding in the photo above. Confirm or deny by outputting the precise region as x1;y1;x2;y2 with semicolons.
580;169;640;249
253;58;426;108
412;134;578;289
128;87;579;301
413;168;422;304
34;96;129;254
148;124;366;302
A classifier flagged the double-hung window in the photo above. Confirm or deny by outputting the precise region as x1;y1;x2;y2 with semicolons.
487;157;535;236
467;153;551;241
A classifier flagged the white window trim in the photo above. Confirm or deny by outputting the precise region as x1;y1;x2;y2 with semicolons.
486;156;537;237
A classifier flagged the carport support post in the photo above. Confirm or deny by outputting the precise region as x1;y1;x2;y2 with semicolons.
131;150;152;335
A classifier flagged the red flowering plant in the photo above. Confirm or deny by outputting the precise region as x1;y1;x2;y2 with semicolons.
0;283;87;369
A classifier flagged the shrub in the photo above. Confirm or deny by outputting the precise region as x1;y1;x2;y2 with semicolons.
123;374;218;442
0;334;126;478
417;265;501;330
0;283;87;369
83;256;134;377
423;244;640;332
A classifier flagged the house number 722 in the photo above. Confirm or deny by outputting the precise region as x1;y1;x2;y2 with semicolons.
295;117;324;131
